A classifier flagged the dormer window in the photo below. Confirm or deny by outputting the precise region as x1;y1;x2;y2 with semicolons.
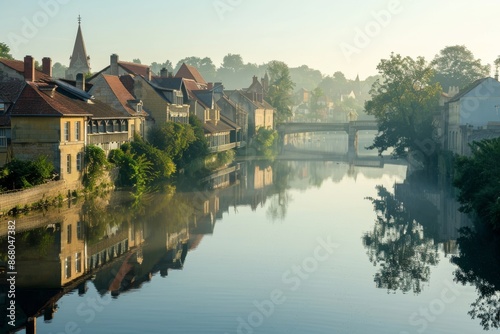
127;99;143;113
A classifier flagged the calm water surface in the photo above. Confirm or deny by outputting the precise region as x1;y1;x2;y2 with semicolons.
1;153;497;333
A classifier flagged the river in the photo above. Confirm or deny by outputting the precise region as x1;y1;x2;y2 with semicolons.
1;135;499;333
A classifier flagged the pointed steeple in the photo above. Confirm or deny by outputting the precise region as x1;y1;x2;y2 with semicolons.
66;16;91;80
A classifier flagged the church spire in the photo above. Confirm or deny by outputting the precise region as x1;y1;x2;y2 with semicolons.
66;16;91;80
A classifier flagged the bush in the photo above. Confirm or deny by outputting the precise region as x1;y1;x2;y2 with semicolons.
0;156;54;191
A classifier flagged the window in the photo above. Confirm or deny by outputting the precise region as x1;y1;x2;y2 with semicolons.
113;120;119;132
67;224;72;244
77;221;83;240
65;256;72;279
0;129;6;147
76;152;83;172
0;103;4;111
75;252;82;273
98;121;105;133
106;121;113;133
64;121;70;141
66;154;71;174
75;121;81;141
87;121;92;134
137;103;143;113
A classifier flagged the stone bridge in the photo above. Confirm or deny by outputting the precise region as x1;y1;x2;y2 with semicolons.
276;120;378;155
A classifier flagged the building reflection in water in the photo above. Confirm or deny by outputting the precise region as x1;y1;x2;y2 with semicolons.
0;159;280;334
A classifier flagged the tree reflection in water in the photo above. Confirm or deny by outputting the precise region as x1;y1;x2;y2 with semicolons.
363;185;439;294
452;226;500;330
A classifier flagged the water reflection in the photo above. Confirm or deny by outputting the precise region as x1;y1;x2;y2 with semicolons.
452;226;500;330
0;157;490;333
363;174;474;295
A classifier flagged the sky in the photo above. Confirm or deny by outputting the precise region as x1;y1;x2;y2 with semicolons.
2;0;500;80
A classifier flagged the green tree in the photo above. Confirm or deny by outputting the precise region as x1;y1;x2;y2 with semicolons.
0;156;54;191
252;127;278;159
130;137;175;180
132;58;141;64
178;115;209;172
431;45;490;91
174;56;216;82
52;62;68;79
83;145;108;189
289;65;323;91
266;60;295;125
147;122;196;165
365;53;442;167
454;138;500;229
0;42;13;59
150;60;173;76
309;87;324;119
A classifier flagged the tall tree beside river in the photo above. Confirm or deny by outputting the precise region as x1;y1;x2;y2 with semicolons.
266;60;295;125
365;53;441;168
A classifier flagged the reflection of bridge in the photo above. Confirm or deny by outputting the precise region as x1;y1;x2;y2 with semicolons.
279;147;386;168
277;121;378;155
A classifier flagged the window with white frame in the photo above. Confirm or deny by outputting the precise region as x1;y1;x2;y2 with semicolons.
75;252;82;273
64;121;70;141
76;152;83;172
75;121;81;141
67;154;72;174
65;256;72;278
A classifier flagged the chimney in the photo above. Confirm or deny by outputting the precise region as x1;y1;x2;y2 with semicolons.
76;73;85;91
252;75;258;84
146;67;152;81
42;57;52;77
110;54;119;76
160;67;168;78
24;55;35;81
207;82;213;90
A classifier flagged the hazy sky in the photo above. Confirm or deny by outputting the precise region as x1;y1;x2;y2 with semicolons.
2;0;499;80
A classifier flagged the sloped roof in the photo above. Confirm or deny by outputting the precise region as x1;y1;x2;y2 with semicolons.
0;58;51;81
220;114;240;130
175;63;207;85
448;78;491;103
102;74;144;116
203;119;233;134
88;61;150;82
192;90;214;109
119;75;135;95
12;81;128;119
118;61;149;77
151;77;183;90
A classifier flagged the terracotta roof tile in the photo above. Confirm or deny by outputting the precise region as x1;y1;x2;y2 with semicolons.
175;63;207;85
102;74;142;116
12;81;127;119
0;58;51;81
118;61;149;77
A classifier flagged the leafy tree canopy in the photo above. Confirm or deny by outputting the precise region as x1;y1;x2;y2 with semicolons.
365;53;442;165
0;42;13;59
431;45;490;91
266;60;295;124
